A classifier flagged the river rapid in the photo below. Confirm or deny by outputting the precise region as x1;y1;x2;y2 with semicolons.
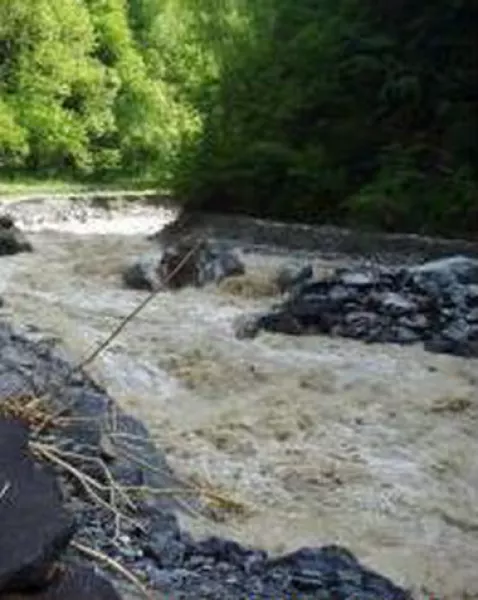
1;195;477;600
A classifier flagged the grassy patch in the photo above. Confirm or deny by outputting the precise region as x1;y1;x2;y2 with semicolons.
0;175;161;198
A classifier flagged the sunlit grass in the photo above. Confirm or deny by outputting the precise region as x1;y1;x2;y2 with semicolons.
0;175;161;198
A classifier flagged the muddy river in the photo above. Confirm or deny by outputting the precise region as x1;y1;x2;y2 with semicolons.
1;196;477;600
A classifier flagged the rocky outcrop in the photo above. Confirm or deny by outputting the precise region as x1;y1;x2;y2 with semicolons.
235;255;478;357
0;321;413;599
0;215;33;255
122;236;245;291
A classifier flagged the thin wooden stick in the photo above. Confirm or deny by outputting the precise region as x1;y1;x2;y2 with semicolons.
75;238;203;371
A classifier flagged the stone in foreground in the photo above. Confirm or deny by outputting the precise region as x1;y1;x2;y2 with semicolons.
0;418;75;592
0;565;123;600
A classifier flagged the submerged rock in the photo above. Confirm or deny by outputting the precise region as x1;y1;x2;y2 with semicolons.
122;252;163;291
0;566;124;600
275;263;313;294
0;214;33;255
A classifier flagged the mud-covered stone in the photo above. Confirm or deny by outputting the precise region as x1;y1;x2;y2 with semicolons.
0;419;75;593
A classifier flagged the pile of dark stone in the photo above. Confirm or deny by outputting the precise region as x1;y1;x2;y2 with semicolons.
0;214;33;256
122;235;244;291
0;322;413;600
235;256;478;358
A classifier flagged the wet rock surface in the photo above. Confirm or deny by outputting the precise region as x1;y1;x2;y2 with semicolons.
122;236;244;291
0;214;33;255
0;321;412;599
237;255;478;357
0;419;75;592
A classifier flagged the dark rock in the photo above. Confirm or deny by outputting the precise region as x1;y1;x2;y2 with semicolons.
390;326;422;344
192;537;266;571
341;311;381;339
409;255;478;285
267;545;412;599
0;565;123;600
121;253;163;291
466;284;478;305
275;264;313;294
0;419;76;593
398;314;429;331
0;215;14;229
328;284;356;305
380;292;417;316
123;237;244;291
0;216;33;255
466;308;478;323
339;272;376;288
233;313;263;339
259;311;305;335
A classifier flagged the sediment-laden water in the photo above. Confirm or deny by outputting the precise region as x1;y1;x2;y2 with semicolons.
1;195;477;600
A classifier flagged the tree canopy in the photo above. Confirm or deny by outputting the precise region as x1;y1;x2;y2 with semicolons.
0;0;476;235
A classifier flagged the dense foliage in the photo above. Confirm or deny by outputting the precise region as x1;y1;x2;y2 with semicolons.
0;0;477;234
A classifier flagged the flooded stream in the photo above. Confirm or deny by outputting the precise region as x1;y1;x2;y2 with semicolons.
1;196;477;599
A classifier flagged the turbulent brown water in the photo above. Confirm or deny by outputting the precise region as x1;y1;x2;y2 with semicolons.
1;196;477;600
